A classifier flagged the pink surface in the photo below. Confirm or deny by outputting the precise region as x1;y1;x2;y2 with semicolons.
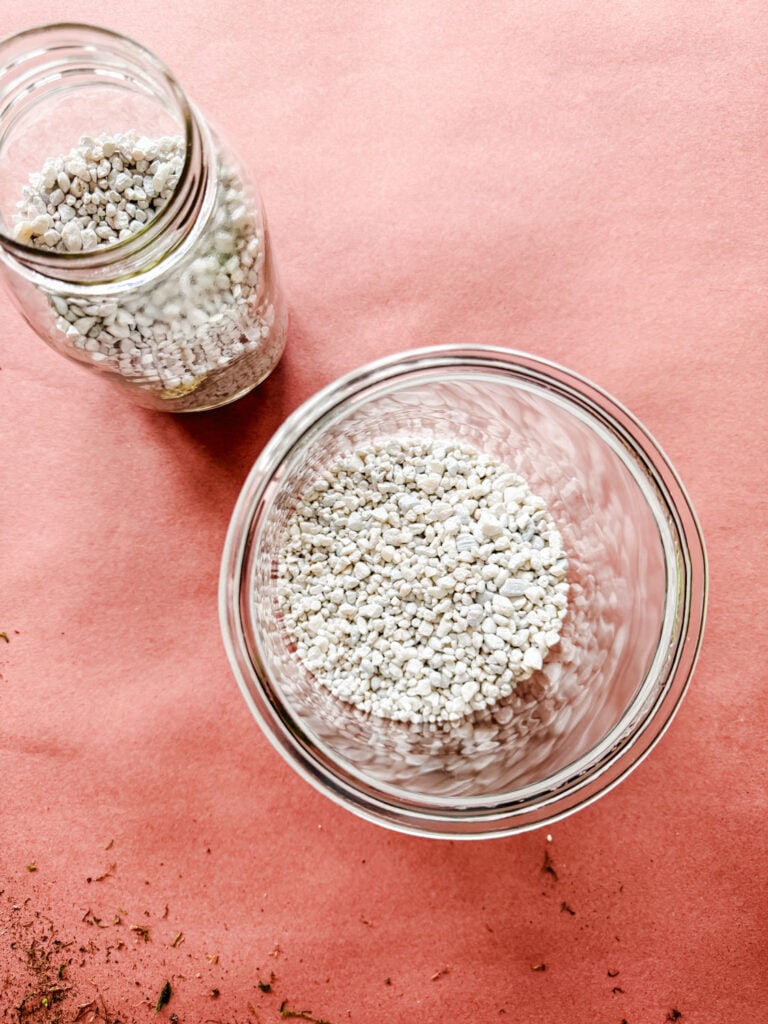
1;2;766;1022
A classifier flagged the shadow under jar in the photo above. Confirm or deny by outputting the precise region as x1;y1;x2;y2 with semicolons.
0;23;287;412
220;346;708;838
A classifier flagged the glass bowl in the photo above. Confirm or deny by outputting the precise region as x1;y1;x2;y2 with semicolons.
219;346;707;838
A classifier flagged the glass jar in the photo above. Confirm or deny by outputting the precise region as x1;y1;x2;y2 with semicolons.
220;346;708;838
0;24;288;412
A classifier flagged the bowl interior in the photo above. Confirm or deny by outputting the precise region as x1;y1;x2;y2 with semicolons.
237;366;680;807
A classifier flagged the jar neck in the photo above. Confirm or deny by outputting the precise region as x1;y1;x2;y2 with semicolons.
0;23;212;284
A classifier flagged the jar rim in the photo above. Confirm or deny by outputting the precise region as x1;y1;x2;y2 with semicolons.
0;22;200;275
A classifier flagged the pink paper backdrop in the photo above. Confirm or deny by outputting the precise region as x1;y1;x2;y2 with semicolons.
1;2;766;1022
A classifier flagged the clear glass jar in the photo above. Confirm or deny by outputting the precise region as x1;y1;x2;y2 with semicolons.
220;346;708;838
0;24;288;412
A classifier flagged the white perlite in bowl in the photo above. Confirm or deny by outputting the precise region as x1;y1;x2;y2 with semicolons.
277;438;569;724
12;132;284;410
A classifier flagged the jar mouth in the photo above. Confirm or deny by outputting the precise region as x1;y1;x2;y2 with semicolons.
220;345;709;838
0;22;200;278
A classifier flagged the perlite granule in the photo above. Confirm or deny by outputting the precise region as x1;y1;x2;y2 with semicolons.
277;438;569;725
12;132;283;409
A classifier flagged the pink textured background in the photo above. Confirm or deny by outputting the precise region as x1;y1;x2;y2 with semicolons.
1;2;766;1022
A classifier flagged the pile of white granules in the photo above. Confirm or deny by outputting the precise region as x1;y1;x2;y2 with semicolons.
13;133;184;251
277;439;569;725
12;132;283;409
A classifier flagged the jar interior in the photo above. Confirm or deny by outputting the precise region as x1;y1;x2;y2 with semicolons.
0;28;186;241
240;370;677;803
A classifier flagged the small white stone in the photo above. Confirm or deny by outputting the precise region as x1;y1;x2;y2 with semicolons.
483;633;505;652
491;594;515;618
61;221;82;252
523;648;543;671
500;578;529;597
13;221;35;244
419;473;442;494
465;605;484;628
478;512;503;539
65;156;89;180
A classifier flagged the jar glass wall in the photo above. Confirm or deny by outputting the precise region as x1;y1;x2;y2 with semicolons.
0;24;287;411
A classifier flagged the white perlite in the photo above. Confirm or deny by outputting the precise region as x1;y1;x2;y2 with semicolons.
13;132;283;410
277;439;569;724
14;133;184;251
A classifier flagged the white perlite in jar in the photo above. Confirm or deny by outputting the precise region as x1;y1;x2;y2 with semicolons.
277;439;569;725
12;132;285;410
